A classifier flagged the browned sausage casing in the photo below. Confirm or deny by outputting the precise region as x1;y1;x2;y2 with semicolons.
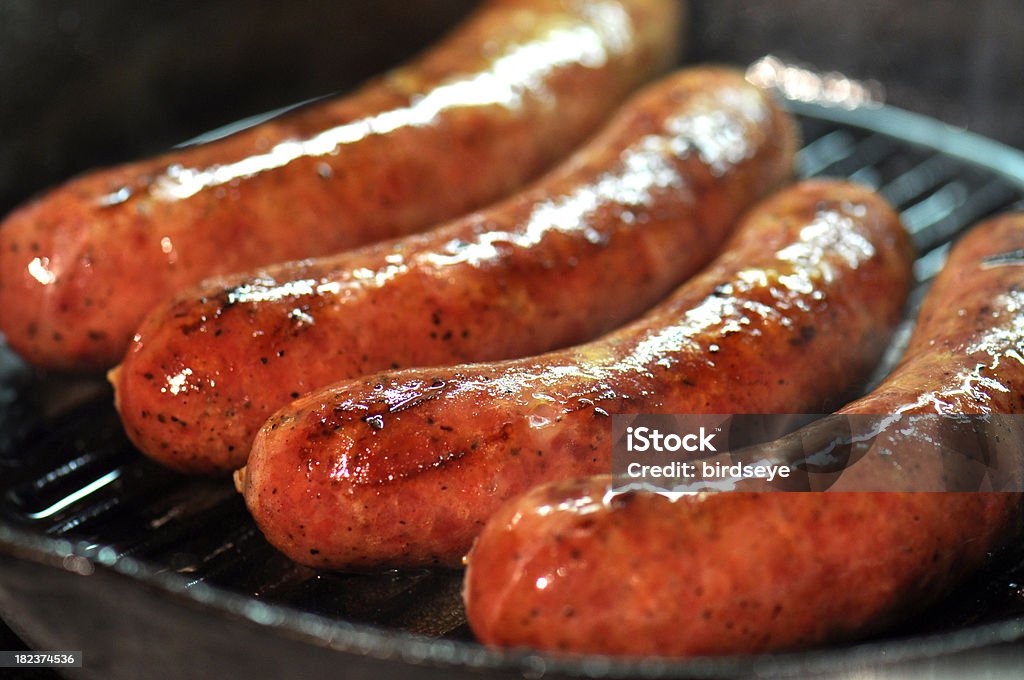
0;0;681;371
463;214;1024;657
241;179;914;569
112;67;796;474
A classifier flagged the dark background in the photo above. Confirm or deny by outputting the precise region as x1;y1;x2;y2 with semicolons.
687;0;1024;148
1;0;1022;216
0;0;1022;676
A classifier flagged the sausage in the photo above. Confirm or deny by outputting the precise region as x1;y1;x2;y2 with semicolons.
462;213;1024;656
240;179;914;569
112;67;797;475
0;0;681;371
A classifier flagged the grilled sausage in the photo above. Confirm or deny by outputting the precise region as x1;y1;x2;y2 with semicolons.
112;67;796;475
240;179;914;569
463;213;1024;657
0;0;681;371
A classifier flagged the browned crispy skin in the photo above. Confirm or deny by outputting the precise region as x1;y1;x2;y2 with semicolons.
241;180;914;569
463;214;1024;657
112;67;796;474
0;0;681;371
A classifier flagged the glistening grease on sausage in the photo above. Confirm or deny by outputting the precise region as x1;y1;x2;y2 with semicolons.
240;180;914;569
0;0;680;371
112;67;796;475
462;214;1024;657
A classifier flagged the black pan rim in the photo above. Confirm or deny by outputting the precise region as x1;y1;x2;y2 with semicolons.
3;518;1024;680
3;98;1024;678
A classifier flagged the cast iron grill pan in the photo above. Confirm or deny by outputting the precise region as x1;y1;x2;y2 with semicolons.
2;99;1024;679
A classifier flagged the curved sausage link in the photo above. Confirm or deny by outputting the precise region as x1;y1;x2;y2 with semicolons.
0;0;681;370
241;179;914;569
113;67;796;474
463;213;1024;656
